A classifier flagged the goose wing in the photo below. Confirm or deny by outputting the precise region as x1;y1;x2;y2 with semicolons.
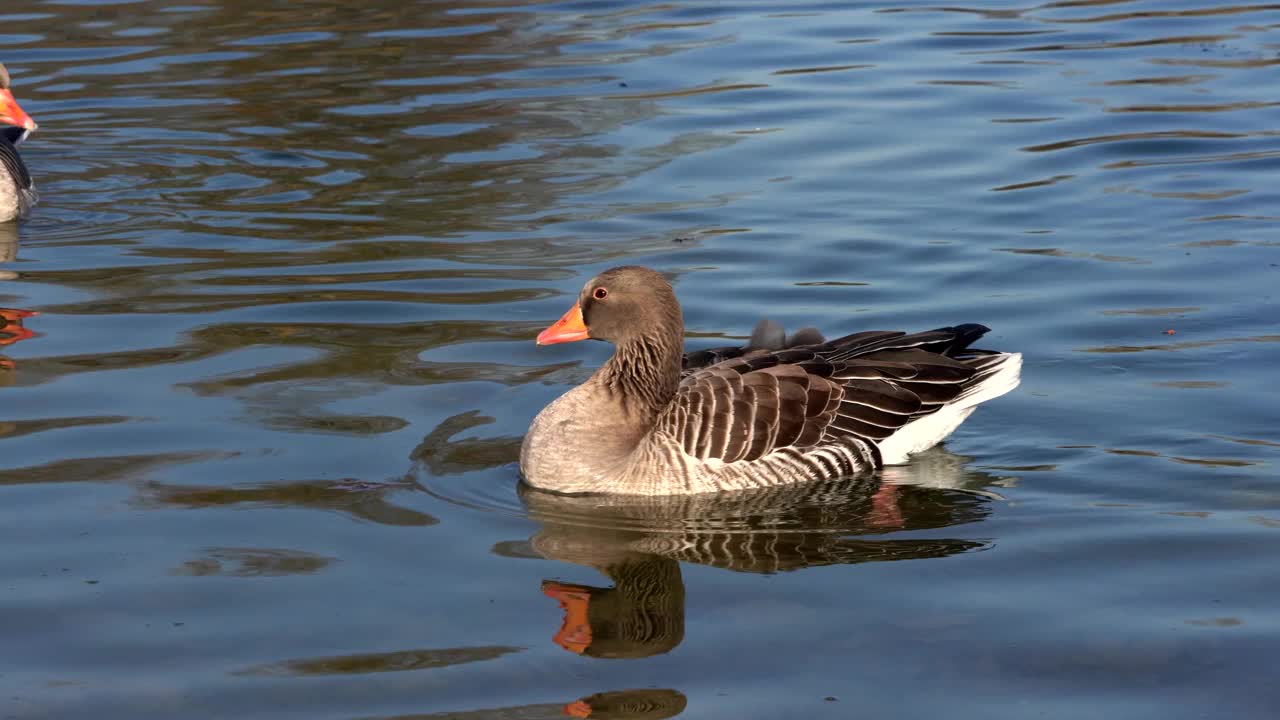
663;325;993;464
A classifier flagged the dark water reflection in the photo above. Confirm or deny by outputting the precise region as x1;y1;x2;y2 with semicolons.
3;0;1280;718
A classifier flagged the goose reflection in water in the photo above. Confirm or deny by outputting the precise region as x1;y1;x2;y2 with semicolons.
562;688;687;720
0;224;35;374
0;305;37;374
0;221;17;271
517;449;1004;660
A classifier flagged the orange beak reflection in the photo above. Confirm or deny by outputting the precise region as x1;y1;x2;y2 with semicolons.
0;89;37;133
536;303;589;345
542;580;593;654
0;308;38;347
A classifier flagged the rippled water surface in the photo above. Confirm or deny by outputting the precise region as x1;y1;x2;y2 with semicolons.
3;1;1280;717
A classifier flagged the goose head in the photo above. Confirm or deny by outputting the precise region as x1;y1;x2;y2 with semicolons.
536;265;683;347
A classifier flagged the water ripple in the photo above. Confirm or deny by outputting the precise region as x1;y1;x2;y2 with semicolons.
4;1;1280;717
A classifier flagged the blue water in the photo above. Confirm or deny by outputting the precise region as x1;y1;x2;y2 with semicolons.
2;1;1279;718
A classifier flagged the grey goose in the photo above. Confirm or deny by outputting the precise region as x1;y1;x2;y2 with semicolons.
520;266;1021;495
0;63;38;223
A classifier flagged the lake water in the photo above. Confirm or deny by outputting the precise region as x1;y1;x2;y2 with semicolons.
3;1;1279;718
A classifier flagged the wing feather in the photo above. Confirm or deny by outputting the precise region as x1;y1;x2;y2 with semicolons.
664;322;1002;467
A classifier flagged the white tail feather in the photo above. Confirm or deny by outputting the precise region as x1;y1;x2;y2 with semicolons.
877;352;1022;465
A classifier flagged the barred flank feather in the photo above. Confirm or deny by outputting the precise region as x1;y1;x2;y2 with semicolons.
654;323;1020;490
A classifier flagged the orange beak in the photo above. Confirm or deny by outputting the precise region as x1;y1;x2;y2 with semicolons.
0;89;37;133
536;303;589;345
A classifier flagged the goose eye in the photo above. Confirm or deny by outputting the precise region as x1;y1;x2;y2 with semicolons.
593;287;608;300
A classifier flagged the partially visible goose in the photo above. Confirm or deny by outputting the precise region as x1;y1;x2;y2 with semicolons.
0;62;38;223
520;266;1021;495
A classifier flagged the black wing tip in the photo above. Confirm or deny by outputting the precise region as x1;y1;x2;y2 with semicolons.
939;322;989;337
937;323;991;353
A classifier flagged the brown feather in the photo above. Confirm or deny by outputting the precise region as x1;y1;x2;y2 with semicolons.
835;399;914;429
661;322;1006;473
831;414;896;440
772;381;809;448
704;374;733;459
723;397;754;462
836;379;922;415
